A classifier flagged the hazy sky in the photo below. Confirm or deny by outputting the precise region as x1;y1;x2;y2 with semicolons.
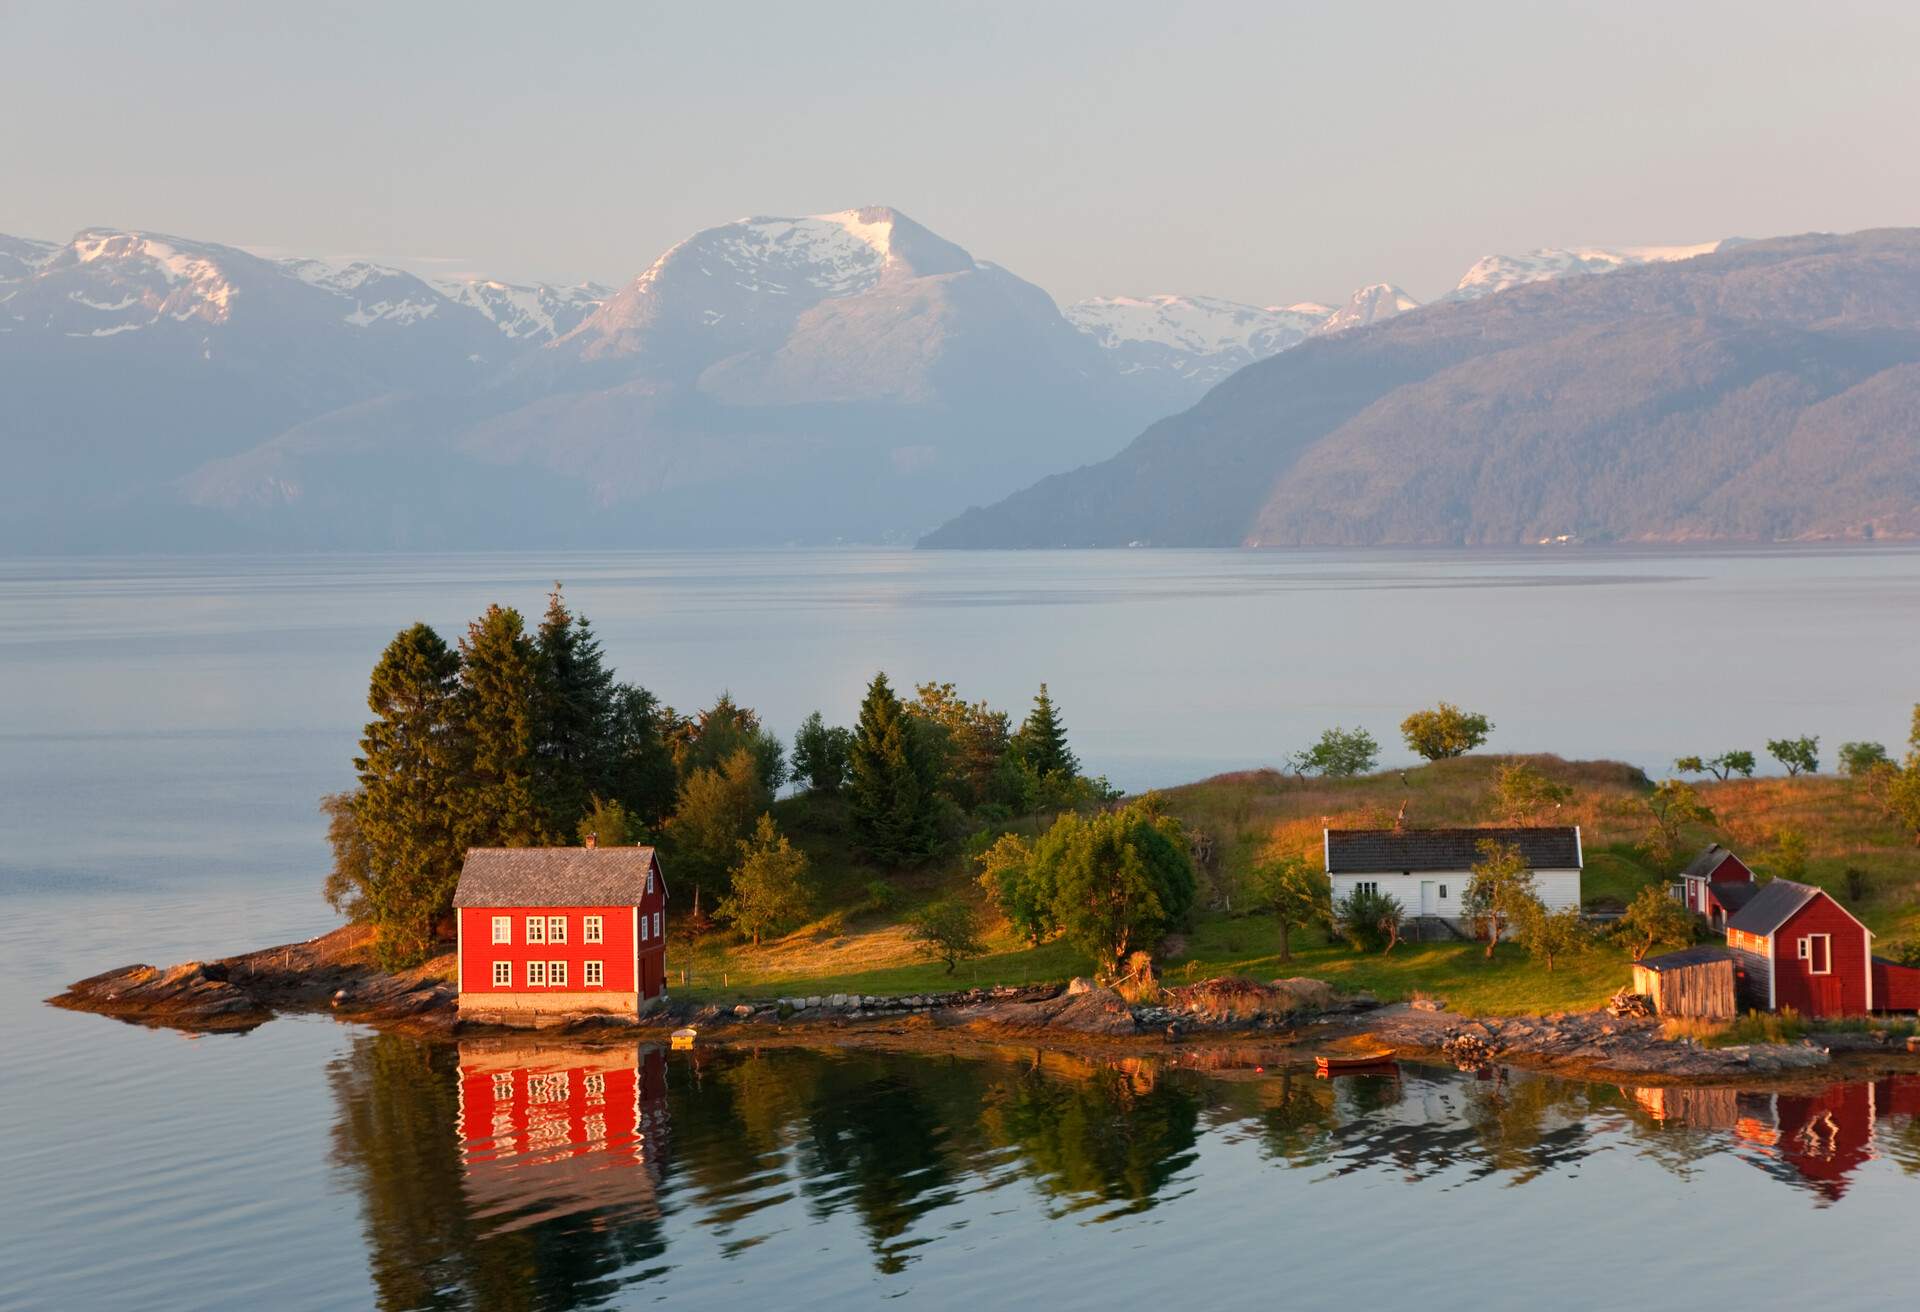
6;0;1918;304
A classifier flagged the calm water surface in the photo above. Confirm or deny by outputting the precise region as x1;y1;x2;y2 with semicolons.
5;547;1920;1309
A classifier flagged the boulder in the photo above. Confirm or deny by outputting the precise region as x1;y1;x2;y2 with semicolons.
1065;976;1095;995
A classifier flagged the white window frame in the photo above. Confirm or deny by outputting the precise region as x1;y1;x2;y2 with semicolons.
550;960;568;988
639;914;649;942
526;915;546;945
653;910;661;938
492;960;512;987
1802;933;1832;975
584;959;603;987
548;915;567;944
1355;880;1379;897
527;960;547;987
491;916;511;944
584;915;603;944
647;870;654;894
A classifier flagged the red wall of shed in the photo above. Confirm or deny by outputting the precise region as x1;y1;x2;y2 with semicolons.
1770;894;1871;1017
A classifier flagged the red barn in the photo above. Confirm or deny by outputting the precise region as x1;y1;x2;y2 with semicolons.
1680;843;1754;926
453;843;669;1026
1724;880;1873;1017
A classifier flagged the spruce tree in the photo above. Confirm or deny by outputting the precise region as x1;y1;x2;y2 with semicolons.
353;623;466;967
1015;683;1079;781
606;683;678;829
848;672;938;865
531;584;616;835
452;605;543;850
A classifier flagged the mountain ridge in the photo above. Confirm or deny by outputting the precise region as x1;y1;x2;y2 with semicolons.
920;229;1920;549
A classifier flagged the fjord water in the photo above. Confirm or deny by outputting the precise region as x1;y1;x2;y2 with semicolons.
5;545;1920;1310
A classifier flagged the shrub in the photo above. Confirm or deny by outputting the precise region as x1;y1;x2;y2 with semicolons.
1333;886;1405;953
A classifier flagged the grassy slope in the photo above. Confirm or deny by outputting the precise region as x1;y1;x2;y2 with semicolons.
675;756;1920;1016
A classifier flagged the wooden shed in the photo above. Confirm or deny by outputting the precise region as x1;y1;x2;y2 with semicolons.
1634;946;1739;1020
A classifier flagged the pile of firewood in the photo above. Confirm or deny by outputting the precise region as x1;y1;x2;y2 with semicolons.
1605;989;1655;1019
1441;1033;1497;1072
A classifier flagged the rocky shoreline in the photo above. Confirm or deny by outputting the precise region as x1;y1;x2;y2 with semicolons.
46;927;1920;1083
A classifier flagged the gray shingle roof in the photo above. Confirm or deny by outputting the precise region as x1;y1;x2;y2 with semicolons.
453;847;662;908
1708;881;1759;912
1638;946;1737;971
1724;879;1820;936
1681;844;1746;880
1324;826;1581;874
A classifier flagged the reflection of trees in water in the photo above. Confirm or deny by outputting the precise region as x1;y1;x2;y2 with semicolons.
1256;1069;1603;1187
975;1057;1203;1220
330;1034;1920;1305
328;1032;665;1311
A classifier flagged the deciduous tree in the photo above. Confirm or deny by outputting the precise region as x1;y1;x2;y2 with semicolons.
1289;726;1379;779
1838;741;1890;776
975;832;1051;944
1619;884;1696;961
1644;779;1715;866
667;746;768;907
1249;852;1332;962
905;900;988;974
791;711;854;794
1767;735;1820;776
1492;761;1572;824
1400;702;1493;761
1463;839;1542;958
1517;902;1589;972
1033;799;1196;974
718;814;811;945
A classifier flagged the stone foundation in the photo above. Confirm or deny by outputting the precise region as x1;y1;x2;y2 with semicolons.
459;991;641;1028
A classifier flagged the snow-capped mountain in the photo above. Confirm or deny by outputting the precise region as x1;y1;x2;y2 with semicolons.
435;277;610;344
1064;294;1332;392
1315;283;1421;335
0;234;56;284
160;206;1159;548
1449;243;1724;299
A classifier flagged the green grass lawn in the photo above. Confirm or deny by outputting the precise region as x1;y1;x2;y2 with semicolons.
671;756;1920;1015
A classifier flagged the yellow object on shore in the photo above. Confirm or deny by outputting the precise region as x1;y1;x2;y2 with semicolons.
671;1027;698;1050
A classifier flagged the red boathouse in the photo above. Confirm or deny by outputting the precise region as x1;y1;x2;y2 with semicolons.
1724;880;1873;1017
453;843;668;1025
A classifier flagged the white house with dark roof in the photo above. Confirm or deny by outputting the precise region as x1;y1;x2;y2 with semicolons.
1322;826;1583;930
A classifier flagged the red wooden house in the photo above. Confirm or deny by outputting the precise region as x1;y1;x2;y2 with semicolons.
453;843;669;1026
1724;880;1873;1017
1679;843;1755;927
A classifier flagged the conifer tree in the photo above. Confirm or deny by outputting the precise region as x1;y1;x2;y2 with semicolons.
605;683;678;829
1014;683;1079;781
351;623;466;967
452;605;543;849
531;584;616;834
848;671;939;865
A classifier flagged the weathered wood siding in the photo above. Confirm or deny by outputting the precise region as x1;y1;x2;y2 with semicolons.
1633;958;1736;1020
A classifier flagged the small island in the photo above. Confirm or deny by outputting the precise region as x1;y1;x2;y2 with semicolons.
51;590;1920;1084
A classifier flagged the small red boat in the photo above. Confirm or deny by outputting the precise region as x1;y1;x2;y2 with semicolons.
1315;1050;1398;1076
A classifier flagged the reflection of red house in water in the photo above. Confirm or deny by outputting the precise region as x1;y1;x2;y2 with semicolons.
456;1043;670;1231
1633;1074;1920;1203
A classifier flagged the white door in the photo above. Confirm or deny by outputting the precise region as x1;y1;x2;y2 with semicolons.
1420;881;1437;915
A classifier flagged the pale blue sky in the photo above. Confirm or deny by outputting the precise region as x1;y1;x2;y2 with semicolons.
5;0;1917;303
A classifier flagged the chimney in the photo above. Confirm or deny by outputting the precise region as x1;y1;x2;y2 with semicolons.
585;833;597;850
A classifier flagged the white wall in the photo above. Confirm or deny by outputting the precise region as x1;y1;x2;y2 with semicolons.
1330;869;1582;921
